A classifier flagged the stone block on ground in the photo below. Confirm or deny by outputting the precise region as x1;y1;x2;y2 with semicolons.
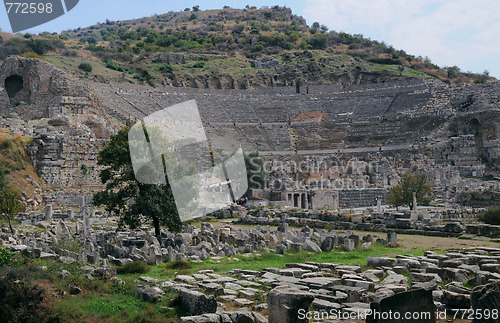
177;287;217;315
136;285;164;303
267;286;314;323
441;290;471;309
367;289;435;323
471;281;500;323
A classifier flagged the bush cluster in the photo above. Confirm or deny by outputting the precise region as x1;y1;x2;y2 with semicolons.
78;62;93;72
478;207;500;225
0;267;45;322
0;247;16;267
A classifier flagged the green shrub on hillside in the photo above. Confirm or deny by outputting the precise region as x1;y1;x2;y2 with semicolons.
20;51;45;60
192;61;205;68
78;62;93;73
159;64;173;72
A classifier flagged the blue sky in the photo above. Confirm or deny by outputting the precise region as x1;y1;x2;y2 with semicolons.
1;0;499;78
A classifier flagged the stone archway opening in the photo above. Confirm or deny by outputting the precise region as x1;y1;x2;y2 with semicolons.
4;75;24;99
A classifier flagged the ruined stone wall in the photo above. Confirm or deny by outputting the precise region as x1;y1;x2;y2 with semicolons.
0;56;120;204
90;79;500;171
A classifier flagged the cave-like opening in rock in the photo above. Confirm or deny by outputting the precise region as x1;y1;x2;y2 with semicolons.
4;75;24;99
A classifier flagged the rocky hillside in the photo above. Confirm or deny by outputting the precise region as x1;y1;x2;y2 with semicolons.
0;6;496;88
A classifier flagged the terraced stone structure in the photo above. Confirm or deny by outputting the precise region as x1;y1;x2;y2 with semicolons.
90;77;500;208
1;55;500;208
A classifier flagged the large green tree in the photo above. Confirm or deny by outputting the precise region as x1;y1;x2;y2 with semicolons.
0;185;24;234
387;172;433;210
93;126;187;242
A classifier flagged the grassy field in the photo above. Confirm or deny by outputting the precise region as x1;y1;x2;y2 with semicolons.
117;242;438;283
44;54;135;83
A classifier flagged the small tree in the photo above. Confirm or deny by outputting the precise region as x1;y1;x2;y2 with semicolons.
387;172;433;210
93;126;190;242
0;185;24;234
447;65;460;79
310;34;329;49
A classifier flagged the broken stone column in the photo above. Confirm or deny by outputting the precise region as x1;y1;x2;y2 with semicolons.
267;286;314;323
376;197;382;213
278;214;288;234
413;191;417;210
45;204;53;220
67;209;73;220
82;205;90;238
387;232;397;245
148;245;162;265
343;237;355;252
79;196;86;207
320;235;338;252
333;196;339;210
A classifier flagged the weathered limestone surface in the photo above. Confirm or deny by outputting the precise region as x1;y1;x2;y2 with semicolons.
267;286;314;323
471;281;500;323
366;289;436;323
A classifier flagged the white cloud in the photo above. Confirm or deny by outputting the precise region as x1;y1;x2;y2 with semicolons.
303;0;500;77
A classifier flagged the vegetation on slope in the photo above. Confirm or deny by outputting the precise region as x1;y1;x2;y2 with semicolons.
0;129;43;211
0;6;495;87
